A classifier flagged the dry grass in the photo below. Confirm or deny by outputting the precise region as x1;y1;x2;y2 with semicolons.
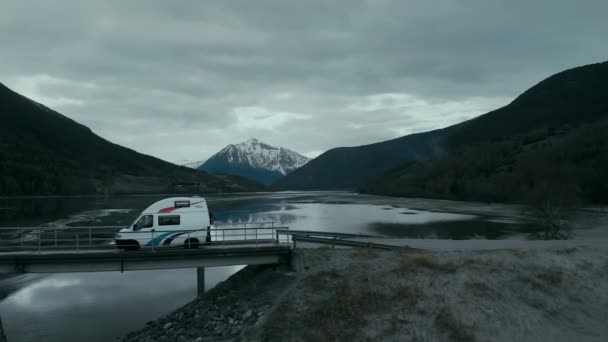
537;268;563;286
302;285;388;341
394;285;422;305
462;258;487;270
305;269;341;291
464;281;501;299
436;305;476;342
397;255;458;273
519;267;564;294
555;247;578;255
352;247;379;259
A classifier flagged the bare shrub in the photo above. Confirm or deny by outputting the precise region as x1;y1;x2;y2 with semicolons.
525;184;578;240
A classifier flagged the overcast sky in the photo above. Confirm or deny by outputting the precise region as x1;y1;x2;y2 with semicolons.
1;1;607;163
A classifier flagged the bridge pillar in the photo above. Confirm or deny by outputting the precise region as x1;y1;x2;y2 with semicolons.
197;267;205;296
0;314;7;342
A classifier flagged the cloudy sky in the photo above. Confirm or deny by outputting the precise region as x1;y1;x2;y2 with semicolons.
1;1;607;163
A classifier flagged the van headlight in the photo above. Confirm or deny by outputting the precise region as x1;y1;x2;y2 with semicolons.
115;233;122;239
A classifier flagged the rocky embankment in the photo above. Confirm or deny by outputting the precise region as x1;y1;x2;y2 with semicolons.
124;245;608;342
122;265;297;342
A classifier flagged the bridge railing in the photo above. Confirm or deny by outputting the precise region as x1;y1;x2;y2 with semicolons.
0;224;290;252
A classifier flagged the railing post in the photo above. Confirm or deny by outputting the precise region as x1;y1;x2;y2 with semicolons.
89;228;92;248
20;229;23;249
54;229;58;249
151;230;155;251
76;233;79;251
38;230;41;252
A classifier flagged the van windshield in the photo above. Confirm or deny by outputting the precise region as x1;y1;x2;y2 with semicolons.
133;215;153;231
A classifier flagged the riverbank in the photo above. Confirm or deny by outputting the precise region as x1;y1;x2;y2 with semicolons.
123;243;608;342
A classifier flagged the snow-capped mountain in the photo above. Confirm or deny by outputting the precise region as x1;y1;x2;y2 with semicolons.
198;138;311;185
173;160;206;169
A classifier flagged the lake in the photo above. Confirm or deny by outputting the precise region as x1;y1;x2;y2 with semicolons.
0;191;605;342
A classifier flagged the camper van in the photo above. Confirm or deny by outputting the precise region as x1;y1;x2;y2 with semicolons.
115;197;214;250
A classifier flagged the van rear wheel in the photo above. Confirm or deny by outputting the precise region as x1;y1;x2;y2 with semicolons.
184;238;199;249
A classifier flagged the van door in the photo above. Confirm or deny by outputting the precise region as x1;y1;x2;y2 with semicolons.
132;214;155;246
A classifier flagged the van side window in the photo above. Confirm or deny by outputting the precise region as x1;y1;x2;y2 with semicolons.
134;215;153;231
159;215;180;226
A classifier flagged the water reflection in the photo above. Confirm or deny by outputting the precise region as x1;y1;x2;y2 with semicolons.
0;266;243;342
216;202;477;236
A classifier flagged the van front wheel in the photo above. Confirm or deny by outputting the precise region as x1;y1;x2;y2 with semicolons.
117;239;140;251
184;238;199;249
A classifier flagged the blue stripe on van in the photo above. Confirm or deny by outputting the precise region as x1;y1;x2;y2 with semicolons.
162;231;190;246
145;232;183;247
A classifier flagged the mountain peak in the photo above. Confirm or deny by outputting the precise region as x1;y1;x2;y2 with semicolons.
198;139;311;184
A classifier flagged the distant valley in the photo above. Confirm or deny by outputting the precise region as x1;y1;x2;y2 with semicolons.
2;60;606;203
277;61;608;205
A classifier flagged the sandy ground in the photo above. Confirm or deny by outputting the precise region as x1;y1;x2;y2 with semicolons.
248;245;608;342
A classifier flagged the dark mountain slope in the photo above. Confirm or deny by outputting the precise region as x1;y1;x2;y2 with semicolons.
365;61;608;204
449;61;608;147
0;83;266;195
274;127;455;190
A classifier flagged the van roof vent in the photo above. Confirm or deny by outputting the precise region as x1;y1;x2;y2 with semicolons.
174;200;190;208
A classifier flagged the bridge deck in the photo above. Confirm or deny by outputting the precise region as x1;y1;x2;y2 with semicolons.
0;243;291;273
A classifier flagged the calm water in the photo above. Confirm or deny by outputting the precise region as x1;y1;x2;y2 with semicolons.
0;191;604;342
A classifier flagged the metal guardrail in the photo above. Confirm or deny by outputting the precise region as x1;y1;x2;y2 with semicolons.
275;229;377;239
290;235;400;250
0;224;290;252
275;229;399;250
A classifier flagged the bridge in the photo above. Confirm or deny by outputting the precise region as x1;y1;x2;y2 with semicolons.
0;224;292;295
0;225;403;296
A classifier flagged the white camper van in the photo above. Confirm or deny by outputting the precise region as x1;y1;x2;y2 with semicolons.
115;197;214;250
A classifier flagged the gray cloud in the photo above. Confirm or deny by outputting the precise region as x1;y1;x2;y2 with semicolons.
1;0;607;160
